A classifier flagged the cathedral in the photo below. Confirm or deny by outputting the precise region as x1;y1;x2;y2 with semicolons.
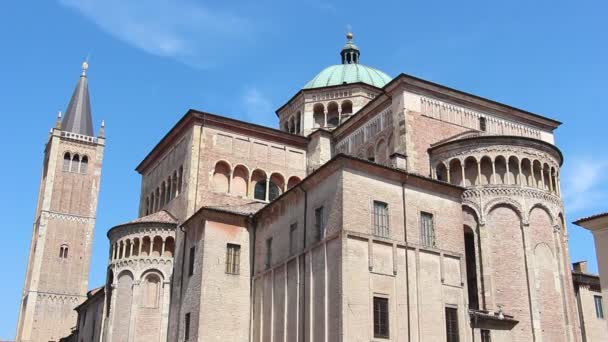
15;34;608;342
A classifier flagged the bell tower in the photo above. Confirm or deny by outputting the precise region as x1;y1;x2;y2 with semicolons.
15;62;105;342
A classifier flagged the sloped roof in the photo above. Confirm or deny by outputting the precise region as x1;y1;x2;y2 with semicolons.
129;210;178;224
62;72;94;136
204;202;267;216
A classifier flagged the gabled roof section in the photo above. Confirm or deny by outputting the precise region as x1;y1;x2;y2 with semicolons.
62;63;94;136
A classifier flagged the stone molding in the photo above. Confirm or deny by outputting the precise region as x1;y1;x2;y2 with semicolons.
108;223;176;242
463;186;564;227
42;210;95;224
420;95;542;140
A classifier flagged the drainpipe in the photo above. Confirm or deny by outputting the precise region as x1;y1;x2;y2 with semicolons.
301;186;308;342
248;215;256;342
176;224;187;340
401;175;411;342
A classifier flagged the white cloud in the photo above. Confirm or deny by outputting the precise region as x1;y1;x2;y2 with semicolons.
59;0;254;68
562;157;608;213
241;87;275;126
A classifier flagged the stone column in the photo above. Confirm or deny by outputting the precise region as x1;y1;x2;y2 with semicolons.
521;222;542;341
128;280;141;342
446;166;451;184
518;161;523;187
324;109;328;128
159;280;172;342
478;222;495;310
107;283;118;342
540;166;545;190
229;169;233;194
461;164;466;187
477;161;482;186
505;159;510;185
491;160;496;185
265;176;270;202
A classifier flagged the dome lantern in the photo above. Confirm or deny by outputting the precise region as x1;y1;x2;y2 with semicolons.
341;32;360;64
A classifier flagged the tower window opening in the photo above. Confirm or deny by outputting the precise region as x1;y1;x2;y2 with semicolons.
59;245;69;259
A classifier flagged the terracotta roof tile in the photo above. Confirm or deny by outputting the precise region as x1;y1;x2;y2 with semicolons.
129;210;178;224
204;202;266;216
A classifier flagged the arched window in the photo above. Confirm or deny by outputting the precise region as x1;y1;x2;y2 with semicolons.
341;100;353;116
521;158;533;187
212;161;231;193
254;180;267;201
232;165;249;197
295;112;302;134
141;236;151;257
155;188;160;211
177;166;184;195
327;102;339;127
71;154;80;173
124;240;132;258
251;169;268;201
132;238;140;257
79;156;88;174
152;236;163;257
464;157;478;186
313;103;325;128
118;241;124;259
494;156;507;185
287;176;301;190
172;171;178;198
449;159;463;186
269;173;285;201
436;163;448;182
166;176;172;202
479;157;493;185
59;244;68;259
142;273;161;308
164;237;175;257
160;182;166;207
508;156;520;185
464;226;479;309
289;117;295;134
63;152;71;172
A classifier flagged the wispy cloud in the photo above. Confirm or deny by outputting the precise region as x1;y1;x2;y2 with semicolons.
562;157;608;213
241;87;275;126
59;0;254;68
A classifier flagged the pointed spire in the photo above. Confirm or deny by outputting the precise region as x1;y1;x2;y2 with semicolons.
61;61;94;136
99;119;105;138
55;111;62;129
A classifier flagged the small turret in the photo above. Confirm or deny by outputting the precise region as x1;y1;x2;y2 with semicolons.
340;32;360;64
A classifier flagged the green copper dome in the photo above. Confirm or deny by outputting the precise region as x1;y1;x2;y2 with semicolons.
303;63;392;89
303;33;392;89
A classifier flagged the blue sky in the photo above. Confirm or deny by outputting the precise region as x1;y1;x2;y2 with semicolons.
1;0;607;338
